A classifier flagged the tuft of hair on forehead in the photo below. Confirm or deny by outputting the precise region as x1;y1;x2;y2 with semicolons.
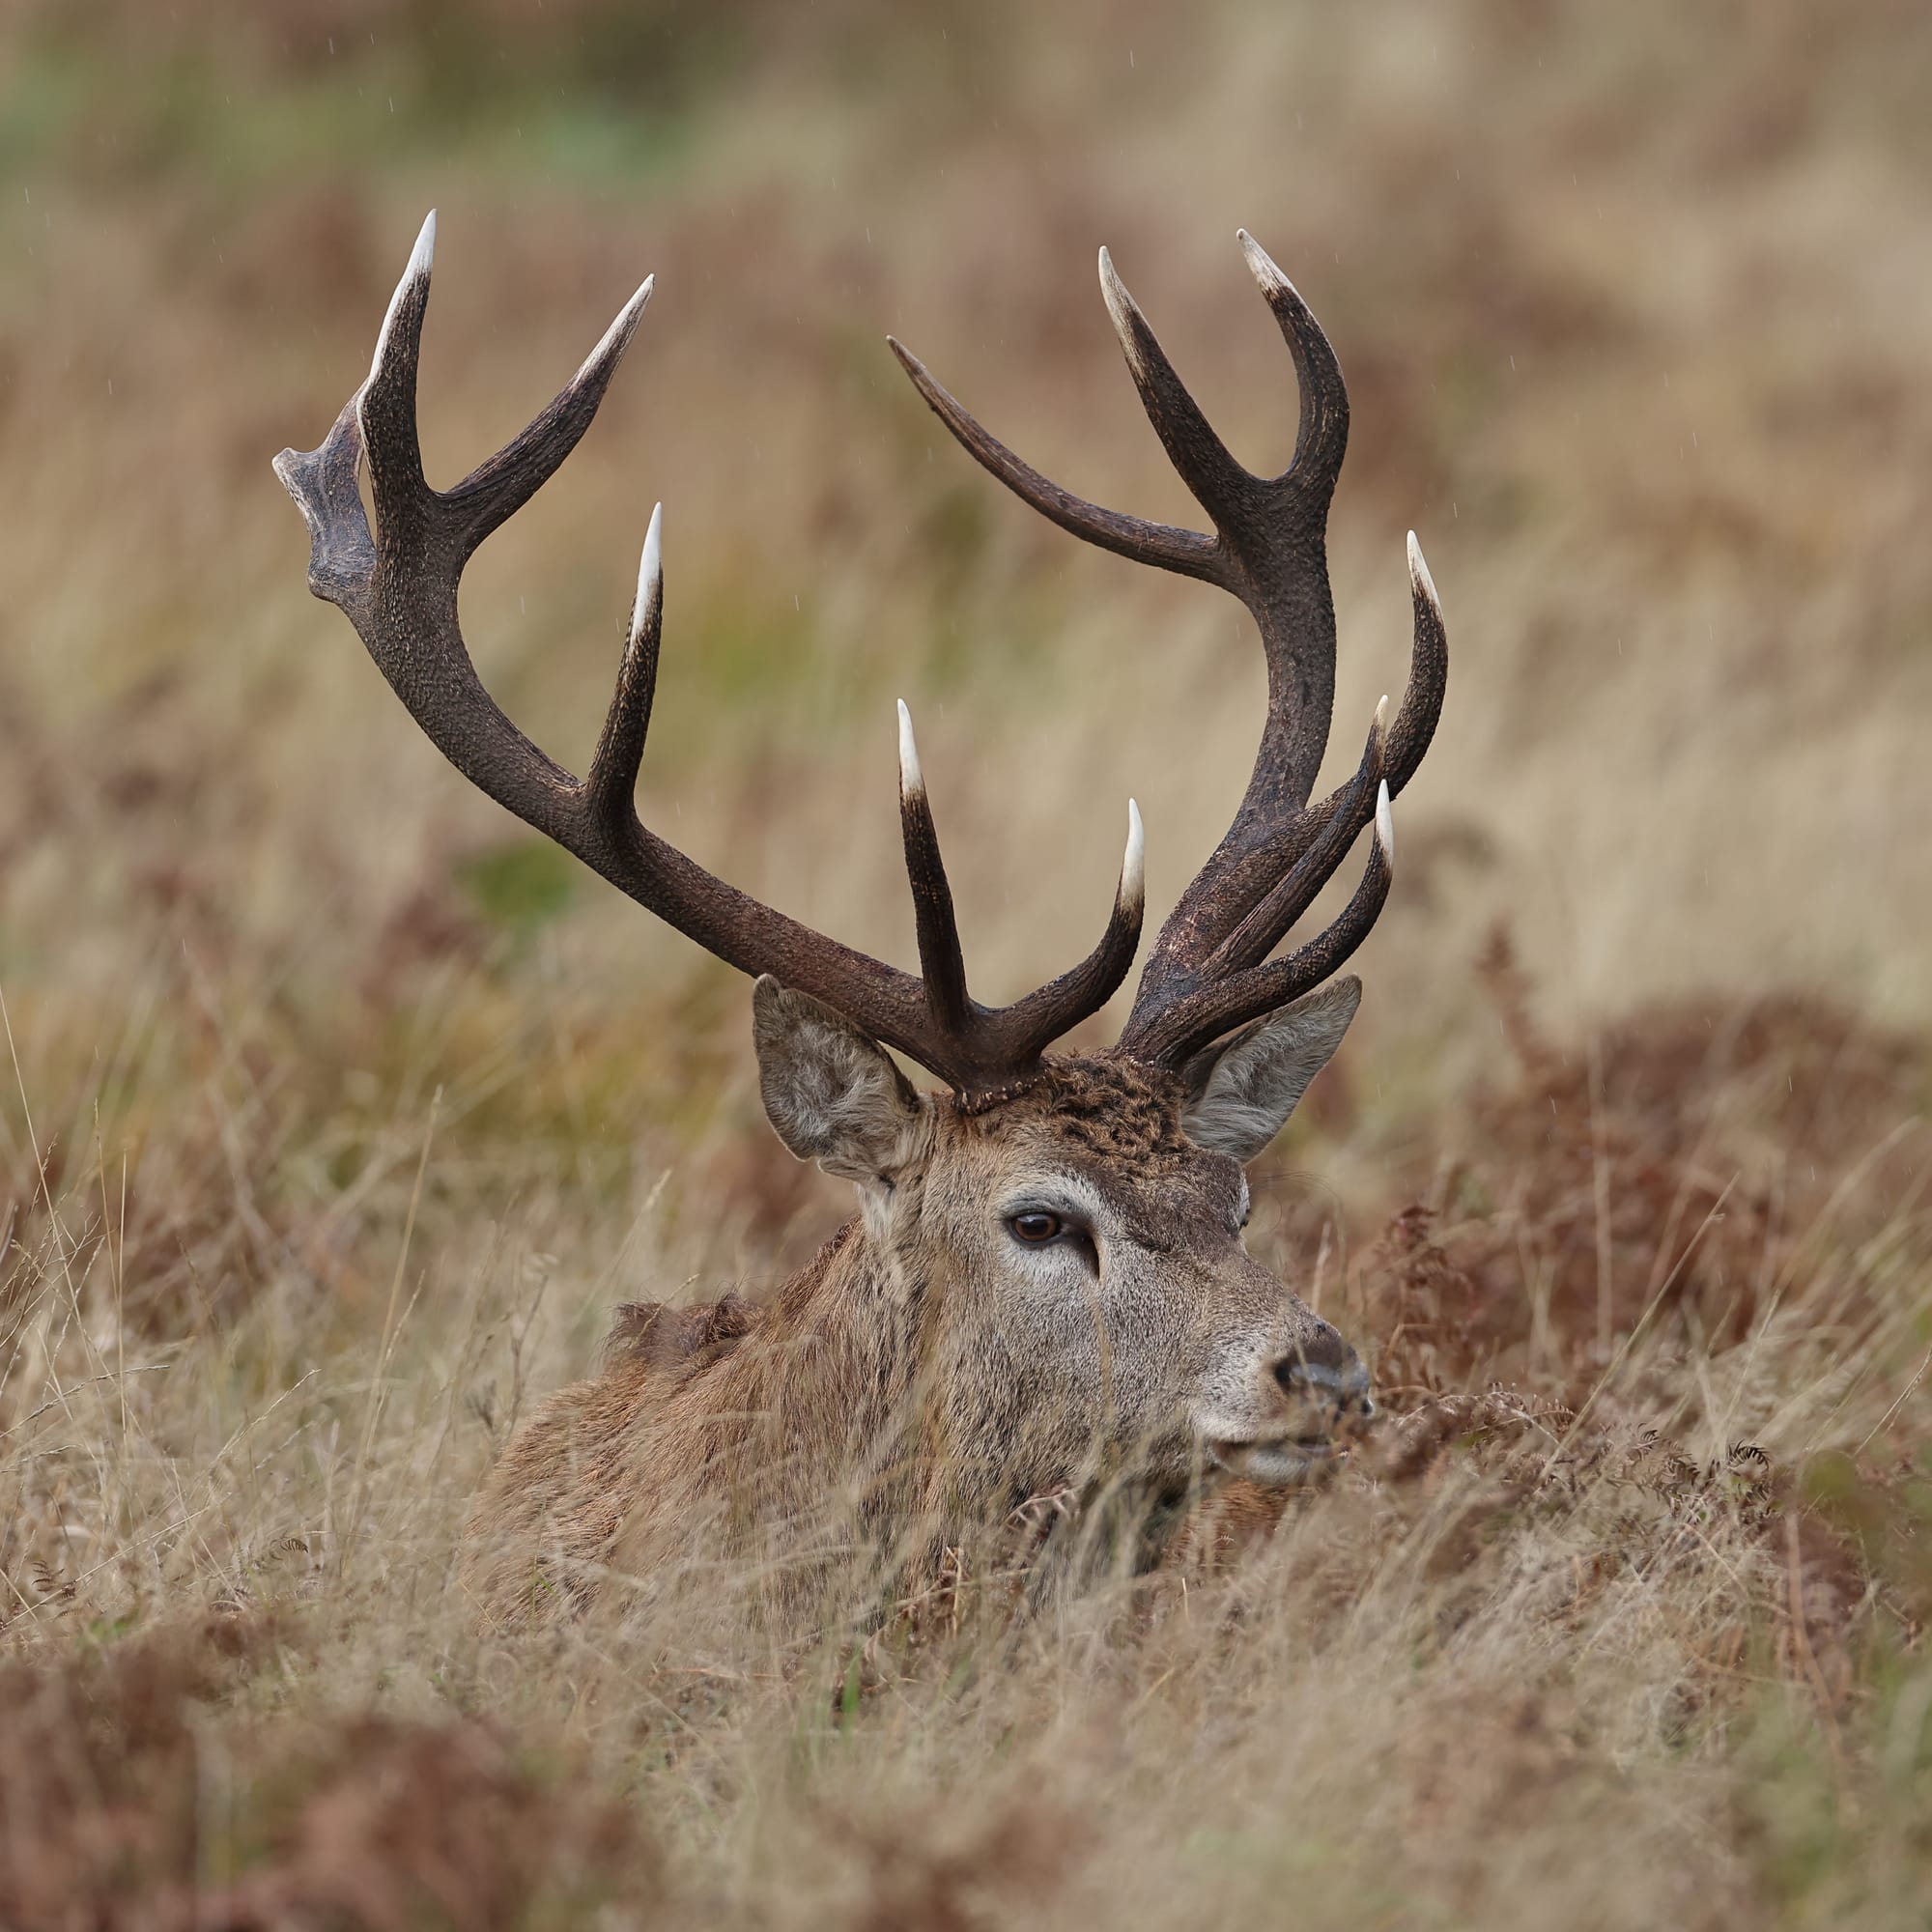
952;1053;1197;1167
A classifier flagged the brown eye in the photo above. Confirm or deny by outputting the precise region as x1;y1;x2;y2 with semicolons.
1009;1211;1064;1244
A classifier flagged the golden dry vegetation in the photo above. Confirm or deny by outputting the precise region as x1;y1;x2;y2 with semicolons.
1;0;1929;1924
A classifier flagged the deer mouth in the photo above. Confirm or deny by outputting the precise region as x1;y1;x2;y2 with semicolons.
1205;1433;1341;1485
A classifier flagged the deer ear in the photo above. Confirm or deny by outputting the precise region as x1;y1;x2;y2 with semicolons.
752;978;929;1185
1179;976;1360;1164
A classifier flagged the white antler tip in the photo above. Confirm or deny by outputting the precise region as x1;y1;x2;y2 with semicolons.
1375;781;1395;863
579;273;655;384
896;698;923;796
1237;227;1289;295
1406;530;1439;609
1374;692;1390;735
409;208;438;279
1122;798;1146;906
369;210;438;386
1096;246;1147;374
628;503;664;641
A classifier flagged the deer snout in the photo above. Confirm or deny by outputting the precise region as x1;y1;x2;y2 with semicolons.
1197;1312;1374;1485
1268;1322;1375;1424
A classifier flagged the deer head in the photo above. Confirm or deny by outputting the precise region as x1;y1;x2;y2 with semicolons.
753;974;1374;1508
275;214;1446;1564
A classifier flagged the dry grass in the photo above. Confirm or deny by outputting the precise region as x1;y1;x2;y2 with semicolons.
2;0;1930;1924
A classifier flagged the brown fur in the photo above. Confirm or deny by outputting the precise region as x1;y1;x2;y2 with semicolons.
463;1047;1367;1636
598;1290;759;1378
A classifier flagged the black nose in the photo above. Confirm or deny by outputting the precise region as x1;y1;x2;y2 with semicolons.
1273;1331;1375;1421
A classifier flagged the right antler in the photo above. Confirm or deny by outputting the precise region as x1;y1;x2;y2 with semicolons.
891;232;1447;1068
275;213;1145;1106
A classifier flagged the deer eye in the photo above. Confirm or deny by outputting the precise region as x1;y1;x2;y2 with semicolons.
1009;1211;1065;1244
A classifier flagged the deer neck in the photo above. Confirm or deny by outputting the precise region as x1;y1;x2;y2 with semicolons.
762;1208;941;1455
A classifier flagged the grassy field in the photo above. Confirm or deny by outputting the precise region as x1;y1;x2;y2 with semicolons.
2;0;1929;1923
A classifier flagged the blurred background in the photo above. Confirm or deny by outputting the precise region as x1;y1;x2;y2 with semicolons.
2;7;1929;1922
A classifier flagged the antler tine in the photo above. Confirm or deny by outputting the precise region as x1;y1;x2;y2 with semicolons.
886;338;1220;582
1236;230;1348;497
583;502;665;826
1204;697;1388;980
894;702;1149;1099
356;209;439;557
896;701;971;1035
998;798;1145;1071
1388;530;1449;795
278;213;1151;1104
1123;782;1397;1068
1096;247;1261;534
1278;527;1447;867
445;274;655;563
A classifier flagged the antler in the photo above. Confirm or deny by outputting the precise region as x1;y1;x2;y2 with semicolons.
891;231;1446;1067
274;212;1145;1105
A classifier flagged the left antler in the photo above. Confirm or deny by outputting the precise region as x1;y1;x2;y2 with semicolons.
891;231;1446;1066
275;211;1144;1105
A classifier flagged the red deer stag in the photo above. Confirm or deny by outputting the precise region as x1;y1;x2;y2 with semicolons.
275;213;1446;1632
